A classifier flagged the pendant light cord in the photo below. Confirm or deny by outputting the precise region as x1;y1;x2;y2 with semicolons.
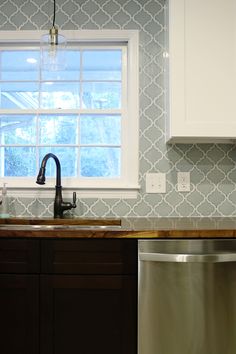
52;0;56;27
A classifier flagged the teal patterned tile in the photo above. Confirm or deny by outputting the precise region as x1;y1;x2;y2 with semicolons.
207;168;225;184
196;201;216;216
207;190;226;206
217;201;236;216
1;0;236;217
175;201;195;217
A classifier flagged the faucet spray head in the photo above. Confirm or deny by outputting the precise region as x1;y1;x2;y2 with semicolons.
36;167;46;185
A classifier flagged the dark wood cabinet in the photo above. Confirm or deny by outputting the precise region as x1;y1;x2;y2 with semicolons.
0;239;40;354
0;238;137;354
41;239;137;275
40;274;136;354
0;275;39;354
0;238;40;273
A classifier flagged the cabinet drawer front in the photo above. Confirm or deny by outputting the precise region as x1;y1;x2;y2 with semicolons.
41;239;137;274
0;239;40;273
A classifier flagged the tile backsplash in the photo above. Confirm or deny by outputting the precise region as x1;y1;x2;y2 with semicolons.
1;0;236;218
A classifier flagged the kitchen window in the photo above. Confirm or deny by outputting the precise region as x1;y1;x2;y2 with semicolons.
0;30;139;198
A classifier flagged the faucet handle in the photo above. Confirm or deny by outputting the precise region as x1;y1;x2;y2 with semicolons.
72;191;77;208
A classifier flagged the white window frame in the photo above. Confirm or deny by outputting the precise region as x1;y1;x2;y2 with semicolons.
0;30;139;198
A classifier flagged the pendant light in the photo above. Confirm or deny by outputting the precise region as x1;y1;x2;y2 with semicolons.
40;0;67;71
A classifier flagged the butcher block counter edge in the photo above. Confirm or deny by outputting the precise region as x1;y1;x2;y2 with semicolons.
0;217;236;238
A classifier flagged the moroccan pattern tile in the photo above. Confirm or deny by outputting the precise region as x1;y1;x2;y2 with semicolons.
1;0;236;217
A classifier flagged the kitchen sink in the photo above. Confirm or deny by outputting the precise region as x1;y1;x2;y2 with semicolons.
0;217;122;230
0;224;122;230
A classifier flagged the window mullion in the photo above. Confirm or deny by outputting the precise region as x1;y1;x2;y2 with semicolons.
36;112;40;170
37;52;41;170
0;30;139;193
78;50;83;177
77;113;81;178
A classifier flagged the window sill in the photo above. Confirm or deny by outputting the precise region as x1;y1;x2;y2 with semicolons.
6;186;140;199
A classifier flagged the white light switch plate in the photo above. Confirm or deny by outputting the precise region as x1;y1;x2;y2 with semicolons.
146;173;166;193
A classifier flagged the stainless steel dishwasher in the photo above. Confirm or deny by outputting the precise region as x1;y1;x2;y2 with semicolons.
138;239;236;354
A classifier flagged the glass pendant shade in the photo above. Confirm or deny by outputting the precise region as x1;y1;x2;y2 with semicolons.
40;26;67;71
40;0;67;72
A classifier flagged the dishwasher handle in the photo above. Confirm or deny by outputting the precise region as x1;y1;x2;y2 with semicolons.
139;252;236;263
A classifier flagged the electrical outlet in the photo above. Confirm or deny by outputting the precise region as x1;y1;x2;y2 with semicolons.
177;172;190;192
146;173;166;194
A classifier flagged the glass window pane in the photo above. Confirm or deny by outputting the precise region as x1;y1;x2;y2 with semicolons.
0;115;36;144
0;43;126;181
80;147;120;177
40;82;80;109
83;50;121;80
41;50;80;81
82;82;121;109
2;147;36;177
80;115;120;145
1;50;39;81
39;115;78;144
0;82;39;109
39;147;78;177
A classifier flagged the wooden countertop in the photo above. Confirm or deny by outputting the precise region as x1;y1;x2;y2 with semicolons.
1;217;236;238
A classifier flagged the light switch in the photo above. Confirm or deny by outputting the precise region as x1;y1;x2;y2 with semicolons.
146;173;166;194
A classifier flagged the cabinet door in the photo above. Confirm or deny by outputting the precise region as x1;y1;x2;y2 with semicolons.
0;274;39;354
40;274;137;354
167;0;236;143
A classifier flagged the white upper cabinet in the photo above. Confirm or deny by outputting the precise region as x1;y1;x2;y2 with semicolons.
166;0;236;143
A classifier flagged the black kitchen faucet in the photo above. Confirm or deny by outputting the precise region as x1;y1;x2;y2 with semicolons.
36;153;76;218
